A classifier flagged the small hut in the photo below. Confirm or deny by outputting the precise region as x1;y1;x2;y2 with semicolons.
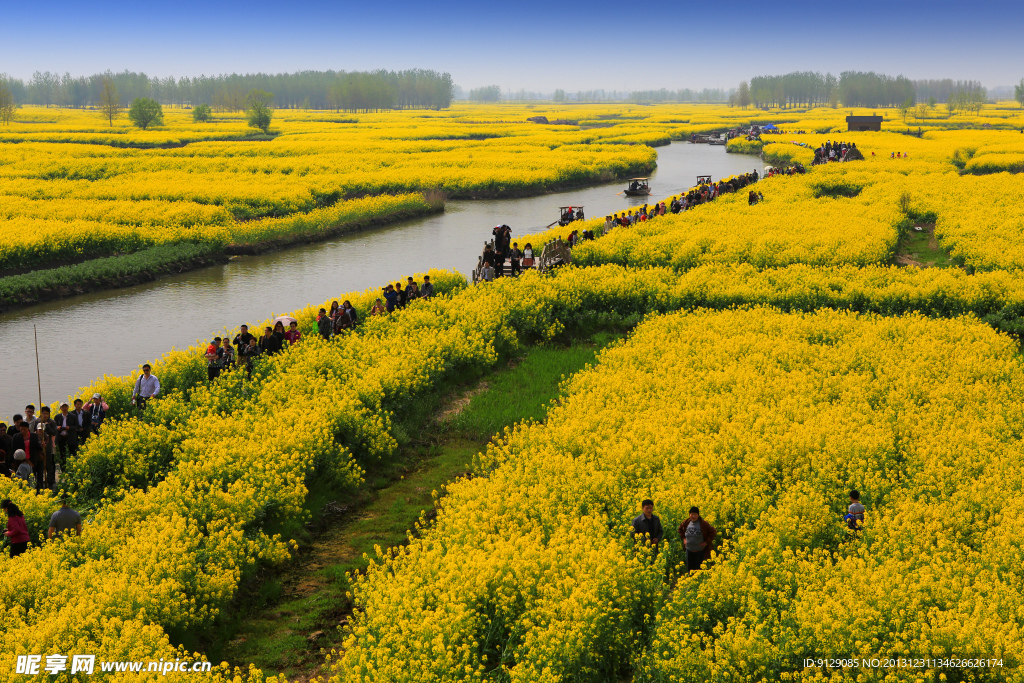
846;115;882;132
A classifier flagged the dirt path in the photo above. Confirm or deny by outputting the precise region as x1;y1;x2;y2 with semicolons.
214;381;488;682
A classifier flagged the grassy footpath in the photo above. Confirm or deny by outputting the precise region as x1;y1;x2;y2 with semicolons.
893;222;952;268
208;333;620;680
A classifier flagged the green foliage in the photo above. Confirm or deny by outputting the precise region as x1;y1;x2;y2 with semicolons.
0;78;15;125
127;97;164;129
191;103;212;122
245;89;273;133
469;85;501;102
0;243;221;310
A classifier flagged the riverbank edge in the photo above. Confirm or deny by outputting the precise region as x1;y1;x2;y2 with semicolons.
429;162;656;200
0;159;662;310
0;203;444;314
0;245;229;314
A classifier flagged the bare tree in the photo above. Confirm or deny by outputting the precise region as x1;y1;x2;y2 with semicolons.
98;76;120;126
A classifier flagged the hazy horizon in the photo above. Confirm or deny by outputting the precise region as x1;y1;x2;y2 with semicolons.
2;0;1023;92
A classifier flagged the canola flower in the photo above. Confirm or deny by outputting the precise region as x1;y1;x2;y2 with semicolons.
334;308;1024;683
4;102;1024;681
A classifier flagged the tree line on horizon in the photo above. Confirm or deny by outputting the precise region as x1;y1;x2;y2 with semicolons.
734;71;995;109
0;68;455;112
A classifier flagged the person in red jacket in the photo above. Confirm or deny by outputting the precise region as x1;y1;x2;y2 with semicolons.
678;506;716;572
2;499;30;558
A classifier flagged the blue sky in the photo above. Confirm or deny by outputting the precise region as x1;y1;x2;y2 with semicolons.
2;0;1022;91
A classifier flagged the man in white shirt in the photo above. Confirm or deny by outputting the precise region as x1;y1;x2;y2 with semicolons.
132;364;160;411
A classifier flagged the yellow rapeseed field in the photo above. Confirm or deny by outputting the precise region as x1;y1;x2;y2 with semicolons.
4;101;1024;682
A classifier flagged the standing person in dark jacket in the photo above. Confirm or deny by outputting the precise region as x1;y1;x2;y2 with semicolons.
342;300;358;326
258;326;281;356
420;276;434;299
271;321;287;353
678;506;716;572
2;500;30;558
72;399;91;446
317;309;333;340
631;499;664;555
509;243;523;276
53;401;80;467
7;415;23;439
383;285;399;312
0;425;11;472
233;325;256;359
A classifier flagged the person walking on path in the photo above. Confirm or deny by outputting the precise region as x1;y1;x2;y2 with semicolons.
631;499;665;556
678;506;716;572
132;364;160;411
1;500;30;558
845;490;866;530
509;243;523;276
48;497;83;539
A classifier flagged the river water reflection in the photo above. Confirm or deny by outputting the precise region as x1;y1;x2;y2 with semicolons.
0;143;762;420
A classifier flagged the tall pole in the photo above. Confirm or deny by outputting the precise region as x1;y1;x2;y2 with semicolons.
34;324;42;408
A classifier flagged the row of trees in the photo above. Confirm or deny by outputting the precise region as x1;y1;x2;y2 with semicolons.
81;77;272;132
0;69;454;111
737;72;1007;110
744;71;915;108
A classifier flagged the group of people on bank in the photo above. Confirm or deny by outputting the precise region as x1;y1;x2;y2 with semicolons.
813;140;858;164
0;397;108;493
604;171;763;231
202;276;439;381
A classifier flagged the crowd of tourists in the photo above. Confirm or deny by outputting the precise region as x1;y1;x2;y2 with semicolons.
604;171;763;230
764;164;806;179
813;140;860;164
630;490;866;572
0;396;108;493
203;275;438;381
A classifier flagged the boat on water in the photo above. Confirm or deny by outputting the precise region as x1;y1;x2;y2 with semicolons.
623;178;651;196
558;205;585;226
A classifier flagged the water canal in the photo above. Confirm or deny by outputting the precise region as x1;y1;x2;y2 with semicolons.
0;143;763;420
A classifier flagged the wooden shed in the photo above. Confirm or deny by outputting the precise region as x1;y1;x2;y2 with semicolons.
847;115;882;132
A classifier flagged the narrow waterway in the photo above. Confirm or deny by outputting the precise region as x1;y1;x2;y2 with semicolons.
0;144;761;420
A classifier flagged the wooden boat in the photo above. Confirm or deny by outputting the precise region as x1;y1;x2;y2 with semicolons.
623;178;651;196
557;206;585;227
